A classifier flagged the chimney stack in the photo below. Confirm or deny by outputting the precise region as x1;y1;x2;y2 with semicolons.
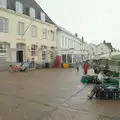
75;33;78;37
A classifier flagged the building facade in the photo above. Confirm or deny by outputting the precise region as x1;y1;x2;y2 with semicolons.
88;43;97;57
56;26;88;66
88;41;113;59
0;0;57;71
97;43;111;55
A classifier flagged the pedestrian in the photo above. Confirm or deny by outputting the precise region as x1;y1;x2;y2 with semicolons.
105;63;109;69
31;57;35;68
97;70;105;84
27;58;30;68
93;60;97;74
77;66;79;72
84;61;88;75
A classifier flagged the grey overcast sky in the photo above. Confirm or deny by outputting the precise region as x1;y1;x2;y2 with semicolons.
36;0;120;49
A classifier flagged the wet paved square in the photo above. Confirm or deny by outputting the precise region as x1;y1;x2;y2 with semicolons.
0;68;120;120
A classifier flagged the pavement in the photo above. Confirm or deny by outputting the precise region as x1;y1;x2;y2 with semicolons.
0;68;120;120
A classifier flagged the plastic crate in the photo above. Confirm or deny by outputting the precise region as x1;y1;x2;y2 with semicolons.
81;75;98;83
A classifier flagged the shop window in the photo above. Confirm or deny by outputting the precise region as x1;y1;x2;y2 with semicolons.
0;43;9;57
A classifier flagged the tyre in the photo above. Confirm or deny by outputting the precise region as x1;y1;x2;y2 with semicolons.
25;67;28;72
17;68;21;72
9;67;14;73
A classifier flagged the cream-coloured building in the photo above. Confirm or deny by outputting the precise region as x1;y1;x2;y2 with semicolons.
0;0;57;70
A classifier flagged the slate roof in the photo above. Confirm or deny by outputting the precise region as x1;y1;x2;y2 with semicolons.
6;0;54;24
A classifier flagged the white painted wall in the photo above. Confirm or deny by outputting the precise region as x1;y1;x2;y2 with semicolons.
88;43;97;56
97;43;111;55
56;27;88;63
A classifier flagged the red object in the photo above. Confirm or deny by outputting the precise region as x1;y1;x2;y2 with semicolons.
56;56;61;68
9;65;21;72
84;63;88;74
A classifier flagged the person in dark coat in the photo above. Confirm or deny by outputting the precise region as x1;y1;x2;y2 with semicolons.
77;66;79;72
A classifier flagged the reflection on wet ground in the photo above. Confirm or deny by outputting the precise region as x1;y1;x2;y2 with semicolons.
0;68;120;120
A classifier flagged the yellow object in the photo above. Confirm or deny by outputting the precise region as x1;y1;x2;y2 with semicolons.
63;64;69;68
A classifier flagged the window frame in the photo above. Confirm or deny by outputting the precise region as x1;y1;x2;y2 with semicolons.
62;36;64;47
31;45;37;56
0;0;7;8
42;28;47;39
42;47;47;61
41;12;46;22
51;31;55;41
0;17;8;33
0;43;9;57
16;1;23;14
17;21;24;35
31;25;37;37
30;8;35;18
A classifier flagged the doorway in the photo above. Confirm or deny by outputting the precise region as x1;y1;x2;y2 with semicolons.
17;51;23;63
16;43;25;63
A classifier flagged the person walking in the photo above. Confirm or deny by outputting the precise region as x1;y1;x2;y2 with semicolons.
93;61;97;74
84;61;88;75
31;57;35;68
77;66;79;72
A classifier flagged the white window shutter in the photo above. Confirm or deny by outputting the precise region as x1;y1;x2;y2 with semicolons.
30;8;35;18
0;0;7;8
41;12;46;22
16;2;23;14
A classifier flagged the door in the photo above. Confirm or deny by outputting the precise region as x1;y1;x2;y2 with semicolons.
17;51;23;63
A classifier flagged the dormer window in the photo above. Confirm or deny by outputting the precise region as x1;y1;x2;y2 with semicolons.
16;1;23;14
41;12;46;22
0;0;7;8
30;8;35;18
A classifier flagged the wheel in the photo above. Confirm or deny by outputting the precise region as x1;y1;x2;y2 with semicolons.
9;67;14;73
17;68;21;72
25;67;28;72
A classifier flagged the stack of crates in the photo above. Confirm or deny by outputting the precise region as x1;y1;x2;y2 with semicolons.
96;84;120;100
81;75;98;84
112;72;119;77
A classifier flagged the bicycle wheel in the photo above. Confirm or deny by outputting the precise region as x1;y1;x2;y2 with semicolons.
9;67;14;73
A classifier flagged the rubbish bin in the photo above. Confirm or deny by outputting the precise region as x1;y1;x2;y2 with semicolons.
45;63;49;68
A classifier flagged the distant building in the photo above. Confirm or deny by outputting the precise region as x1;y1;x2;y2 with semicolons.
88;43;97;57
56;26;88;65
97;43;111;55
88;40;114;58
